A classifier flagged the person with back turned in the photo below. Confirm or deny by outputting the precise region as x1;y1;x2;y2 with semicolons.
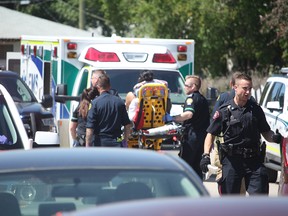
85;73;131;147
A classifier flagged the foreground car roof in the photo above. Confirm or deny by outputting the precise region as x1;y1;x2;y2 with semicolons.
63;196;288;216
0;148;189;172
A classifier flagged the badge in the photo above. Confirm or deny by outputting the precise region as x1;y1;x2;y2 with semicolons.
186;98;193;105
213;111;220;120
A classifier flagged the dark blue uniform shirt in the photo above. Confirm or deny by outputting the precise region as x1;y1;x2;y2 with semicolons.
86;91;130;138
183;91;210;131
212;89;235;116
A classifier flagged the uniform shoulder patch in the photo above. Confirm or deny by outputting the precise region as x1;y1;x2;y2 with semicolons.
186;98;193;105
213;110;220;120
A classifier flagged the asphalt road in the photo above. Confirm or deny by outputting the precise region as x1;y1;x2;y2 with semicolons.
203;174;279;197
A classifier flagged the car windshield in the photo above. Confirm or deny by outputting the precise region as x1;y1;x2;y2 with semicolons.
0;77;34;102
0;169;202;216
105;69;186;104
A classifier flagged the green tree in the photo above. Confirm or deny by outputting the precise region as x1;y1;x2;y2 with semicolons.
17;0;112;36
261;0;288;67
15;0;288;77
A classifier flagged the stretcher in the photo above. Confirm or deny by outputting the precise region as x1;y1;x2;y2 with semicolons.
128;83;182;150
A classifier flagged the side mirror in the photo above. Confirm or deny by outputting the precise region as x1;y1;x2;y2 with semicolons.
33;131;60;148
267;101;282;112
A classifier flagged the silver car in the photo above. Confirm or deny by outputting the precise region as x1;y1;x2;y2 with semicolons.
0;148;209;216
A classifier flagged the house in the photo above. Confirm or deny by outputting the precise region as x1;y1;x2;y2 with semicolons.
0;6;101;72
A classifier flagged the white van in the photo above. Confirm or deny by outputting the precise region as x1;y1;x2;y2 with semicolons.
259;68;288;183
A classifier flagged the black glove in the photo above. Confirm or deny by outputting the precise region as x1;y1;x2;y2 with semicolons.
200;153;211;173
272;132;282;144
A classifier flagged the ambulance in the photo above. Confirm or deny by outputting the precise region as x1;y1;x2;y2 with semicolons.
20;35;195;145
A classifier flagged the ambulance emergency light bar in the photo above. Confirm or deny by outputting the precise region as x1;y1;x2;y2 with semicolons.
84;48;120;62
84;47;176;63
21;44;53;59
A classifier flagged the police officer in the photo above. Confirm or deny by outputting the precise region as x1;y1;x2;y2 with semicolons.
85;73;131;147
200;73;282;195
173;75;210;179
211;71;248;194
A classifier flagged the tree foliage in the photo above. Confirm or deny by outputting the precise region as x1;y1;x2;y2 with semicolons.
14;0;288;77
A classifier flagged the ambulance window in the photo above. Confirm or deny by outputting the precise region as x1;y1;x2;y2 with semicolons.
78;69;89;96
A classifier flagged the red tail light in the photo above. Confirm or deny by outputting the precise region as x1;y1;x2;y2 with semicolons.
152;51;176;64
85;48;120;62
283;137;288;167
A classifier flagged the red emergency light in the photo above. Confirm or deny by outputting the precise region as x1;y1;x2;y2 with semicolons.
177;45;187;52
53;47;58;58
152;51;176;64
84;48;120;62
33;46;37;56
67;42;77;50
21;45;25;55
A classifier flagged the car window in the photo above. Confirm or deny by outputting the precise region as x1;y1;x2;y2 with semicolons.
265;82;285;110
278;84;285;108
16;79;33;102
259;81;271;105
0;169;202;216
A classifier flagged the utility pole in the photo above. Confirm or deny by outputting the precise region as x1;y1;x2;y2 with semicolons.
79;0;85;30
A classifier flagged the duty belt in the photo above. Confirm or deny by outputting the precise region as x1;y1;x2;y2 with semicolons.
221;144;259;159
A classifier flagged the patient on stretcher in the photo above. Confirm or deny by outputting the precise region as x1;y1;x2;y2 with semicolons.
126;70;171;129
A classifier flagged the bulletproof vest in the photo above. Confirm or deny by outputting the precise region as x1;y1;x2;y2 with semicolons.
221;102;261;148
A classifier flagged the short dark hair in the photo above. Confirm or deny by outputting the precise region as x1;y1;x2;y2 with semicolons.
139;70;153;82
235;72;252;83
231;71;242;86
97;73;110;90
